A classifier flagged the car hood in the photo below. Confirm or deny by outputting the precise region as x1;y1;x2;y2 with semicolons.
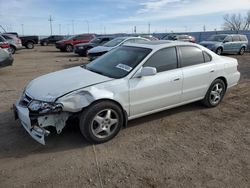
88;46;113;54
25;67;113;101
200;41;221;46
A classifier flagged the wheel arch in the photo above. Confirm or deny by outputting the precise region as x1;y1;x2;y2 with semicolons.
214;76;228;90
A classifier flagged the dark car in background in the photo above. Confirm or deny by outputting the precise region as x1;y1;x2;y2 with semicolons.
74;36;115;56
200;34;248;55
4;32;39;49
1;33;22;54
55;34;96;52
40;35;64;46
19;35;39;49
162;34;196;43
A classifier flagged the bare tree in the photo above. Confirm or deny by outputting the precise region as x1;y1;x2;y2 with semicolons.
223;11;250;31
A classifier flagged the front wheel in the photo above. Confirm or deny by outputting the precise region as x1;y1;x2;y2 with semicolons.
239;47;245;55
215;47;222;55
79;101;124;144
65;44;73;52
202;79;226;107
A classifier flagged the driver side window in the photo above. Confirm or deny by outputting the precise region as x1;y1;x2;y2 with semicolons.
143;47;178;72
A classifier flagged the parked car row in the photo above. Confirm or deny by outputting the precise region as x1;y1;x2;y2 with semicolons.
161;33;249;55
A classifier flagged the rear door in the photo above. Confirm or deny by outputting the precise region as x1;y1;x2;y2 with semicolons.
179;46;216;102
232;35;241;52
223;36;233;52
129;47;183;116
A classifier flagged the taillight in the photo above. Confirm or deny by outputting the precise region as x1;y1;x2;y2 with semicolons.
0;42;10;49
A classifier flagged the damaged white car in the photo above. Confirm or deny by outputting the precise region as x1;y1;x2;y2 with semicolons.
14;41;240;145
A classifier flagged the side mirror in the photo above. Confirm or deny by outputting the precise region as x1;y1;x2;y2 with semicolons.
135;67;157;78
223;40;229;43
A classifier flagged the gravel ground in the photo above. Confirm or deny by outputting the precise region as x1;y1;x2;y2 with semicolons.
0;46;249;188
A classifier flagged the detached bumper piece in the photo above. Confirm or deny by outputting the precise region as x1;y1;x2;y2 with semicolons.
13;103;50;145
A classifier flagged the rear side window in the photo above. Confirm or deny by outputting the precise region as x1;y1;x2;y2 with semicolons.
179;46;204;67
203;51;212;62
0;36;6;42
143;47;178;72
240;35;248;41
232;35;240;42
2;35;12;40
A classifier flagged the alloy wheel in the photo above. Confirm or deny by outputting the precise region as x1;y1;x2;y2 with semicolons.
209;83;223;105
91;109;119;139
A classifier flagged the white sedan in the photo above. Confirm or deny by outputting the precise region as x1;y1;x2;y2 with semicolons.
14;41;240;144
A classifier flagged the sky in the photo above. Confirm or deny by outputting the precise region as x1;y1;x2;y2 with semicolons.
0;0;250;35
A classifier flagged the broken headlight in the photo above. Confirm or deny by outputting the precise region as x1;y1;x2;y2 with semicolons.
28;100;63;114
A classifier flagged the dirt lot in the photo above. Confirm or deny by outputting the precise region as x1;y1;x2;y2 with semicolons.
0;46;249;188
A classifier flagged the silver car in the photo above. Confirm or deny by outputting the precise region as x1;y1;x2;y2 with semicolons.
1;34;22;54
0;47;13;68
200;34;248;55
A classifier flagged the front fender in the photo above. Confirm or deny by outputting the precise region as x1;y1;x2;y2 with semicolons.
57;87;115;112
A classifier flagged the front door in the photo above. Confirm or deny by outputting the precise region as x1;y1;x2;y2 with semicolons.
129;47;182;117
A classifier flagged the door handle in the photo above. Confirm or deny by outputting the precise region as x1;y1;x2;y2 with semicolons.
173;78;180;81
210;69;215;73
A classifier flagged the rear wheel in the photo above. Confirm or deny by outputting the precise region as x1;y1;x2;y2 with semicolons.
202;79;226;107
26;41;34;49
216;47;222;55
79;101;124;144
9;45;16;54
239;47;245;55
65;44;73;52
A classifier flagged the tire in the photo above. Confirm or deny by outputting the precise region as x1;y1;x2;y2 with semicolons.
79;101;124;144
65;44;73;52
215;47;222;55
9;46;16;54
202;79;226;107
238;47;245;55
26;42;34;49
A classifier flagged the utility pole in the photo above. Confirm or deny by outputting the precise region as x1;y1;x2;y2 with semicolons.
134;26;137;34
203;25;206;32
59;24;61;35
48;15;53;35
85;20;89;34
72;20;74;34
21;24;24;35
148;23;151;34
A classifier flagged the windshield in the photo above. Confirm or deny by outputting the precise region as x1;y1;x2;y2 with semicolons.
85;46;152;78
90;38;102;44
103;38;124;47
207;35;227;42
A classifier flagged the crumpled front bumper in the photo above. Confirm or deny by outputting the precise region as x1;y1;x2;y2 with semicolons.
13;103;50;145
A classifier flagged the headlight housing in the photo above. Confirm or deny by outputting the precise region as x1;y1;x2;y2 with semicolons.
28;100;63;114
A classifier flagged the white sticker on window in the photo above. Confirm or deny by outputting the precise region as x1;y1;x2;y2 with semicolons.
115;64;132;72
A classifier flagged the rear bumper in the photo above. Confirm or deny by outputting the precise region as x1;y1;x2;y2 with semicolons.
0;57;13;68
55;43;66;50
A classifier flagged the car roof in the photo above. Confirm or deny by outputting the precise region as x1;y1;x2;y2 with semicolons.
123;40;202;50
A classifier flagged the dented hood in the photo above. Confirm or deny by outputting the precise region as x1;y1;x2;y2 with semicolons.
26;66;112;101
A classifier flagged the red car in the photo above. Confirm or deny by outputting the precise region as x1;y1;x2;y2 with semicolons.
55;34;96;52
